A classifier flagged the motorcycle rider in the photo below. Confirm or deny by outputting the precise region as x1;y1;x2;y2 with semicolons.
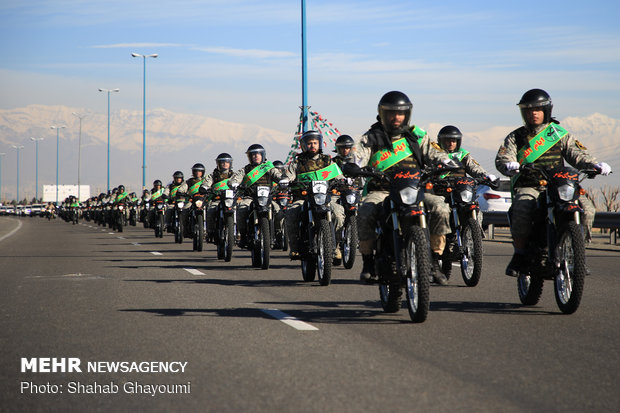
163;171;188;232
332;134;356;168
185;163;207;237
228;144;282;248
495;88;611;277
202;153;235;240
351;91;452;285
272;160;289;249
148;179;165;228
284;130;345;261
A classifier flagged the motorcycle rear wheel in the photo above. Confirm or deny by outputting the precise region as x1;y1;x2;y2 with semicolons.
518;273;544;306
554;221;586;314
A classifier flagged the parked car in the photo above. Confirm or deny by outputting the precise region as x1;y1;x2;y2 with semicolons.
477;178;511;212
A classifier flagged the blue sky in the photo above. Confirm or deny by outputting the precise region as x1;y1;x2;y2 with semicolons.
1;0;620;136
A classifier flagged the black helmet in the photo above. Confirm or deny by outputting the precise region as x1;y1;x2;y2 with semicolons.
118;185;125;193
273;160;285;170
173;171;184;180
153;179;162;187
334;134;354;153
437;125;462;151
517;88;553;126
300;130;323;153
246;144;266;165
378;91;412;136
216;153;233;171
191;163;205;177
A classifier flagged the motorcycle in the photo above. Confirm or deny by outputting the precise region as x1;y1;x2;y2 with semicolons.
140;201;151;228
171;196;187;244
244;185;274;269
152;198;166;238
273;188;291;251
296;179;339;286
345;163;442;323
129;203;138;227
207;186;237;262
113;202;127;232
189;193;207;252
511;164;599;314
337;180;361;269
432;174;498;286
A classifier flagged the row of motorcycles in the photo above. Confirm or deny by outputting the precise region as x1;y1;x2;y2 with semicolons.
74;162;599;322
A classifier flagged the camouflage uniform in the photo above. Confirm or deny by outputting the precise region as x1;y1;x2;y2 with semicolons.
495;122;597;240
202;168;233;234
354;123;450;255
229;163;282;239
163;181;189;228
284;152;345;253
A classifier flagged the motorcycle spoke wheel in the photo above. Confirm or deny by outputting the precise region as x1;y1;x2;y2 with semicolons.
404;226;430;322
460;218;483;287
343;216;358;269
317;220;333;286
554;222;586;314
517;273;544;306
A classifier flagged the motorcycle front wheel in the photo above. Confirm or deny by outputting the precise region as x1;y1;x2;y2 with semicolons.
224;215;234;262
343;215;358;270
517;273;544;306
460;218;483;287
258;217;271;270
404;226;430;323
174;218;183;244
194;214;204;252
317;219;333;286
554;221;586;314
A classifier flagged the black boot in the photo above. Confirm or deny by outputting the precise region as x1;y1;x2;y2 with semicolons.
359;254;377;284
505;253;528;277
431;252;449;286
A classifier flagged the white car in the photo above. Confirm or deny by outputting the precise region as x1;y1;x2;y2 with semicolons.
477;179;511;212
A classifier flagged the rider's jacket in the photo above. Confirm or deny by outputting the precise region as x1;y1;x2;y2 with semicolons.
150;187;164;201
354;122;449;192
285;152;344;199
495;121;596;189
163;181;188;202
440;147;488;179
229;162;282;191
186;176;206;196
114;191;128;204
202;168;234;192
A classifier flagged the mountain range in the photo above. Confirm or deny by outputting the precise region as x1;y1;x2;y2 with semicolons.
0;105;618;201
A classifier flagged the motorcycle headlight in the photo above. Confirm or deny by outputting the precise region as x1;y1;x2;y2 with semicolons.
195;200;203;208
459;189;474;203
345;193;357;205
399;187;419;205
177;201;185;208
156;204;163;210
258;196;269;207
314;194;327;205
557;184;575;202
119;205;124;210
279;198;289;207
224;198;234;208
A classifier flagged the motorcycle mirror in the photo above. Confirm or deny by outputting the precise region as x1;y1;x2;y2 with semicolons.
199;186;208;194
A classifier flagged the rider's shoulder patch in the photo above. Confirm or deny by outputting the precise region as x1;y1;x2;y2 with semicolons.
431;141;443;151
575;140;587;150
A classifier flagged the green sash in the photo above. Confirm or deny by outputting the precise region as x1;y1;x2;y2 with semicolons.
151;188;164;200
212;179;230;191
369;138;414;171
439;148;470;178
170;185;181;198
115;192;128;203
297;163;342;182
71;202;80;208
517;124;568;165
511;124;568;192
188;178;205;195
242;161;274;186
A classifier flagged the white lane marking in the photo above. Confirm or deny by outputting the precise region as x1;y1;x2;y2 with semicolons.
260;309;318;331
0;218;23;243
132;242;141;246
150;251;163;256
108;232;115;235
117;236;125;240
184;268;205;276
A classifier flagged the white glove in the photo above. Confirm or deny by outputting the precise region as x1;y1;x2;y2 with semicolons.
505;162;520;172
486;174;498;182
595;162;611;176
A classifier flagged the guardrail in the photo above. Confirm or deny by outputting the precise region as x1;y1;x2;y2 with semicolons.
482;211;620;244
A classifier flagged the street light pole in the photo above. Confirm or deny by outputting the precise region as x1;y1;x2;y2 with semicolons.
0;153;5;203
50;125;66;205
131;52;158;189
12;145;25;204
98;89;119;192
72;112;88;201
30;137;44;201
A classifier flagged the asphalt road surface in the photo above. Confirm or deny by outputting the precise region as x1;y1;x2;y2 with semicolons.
1;216;619;412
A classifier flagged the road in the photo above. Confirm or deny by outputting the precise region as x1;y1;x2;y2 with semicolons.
1;216;619;412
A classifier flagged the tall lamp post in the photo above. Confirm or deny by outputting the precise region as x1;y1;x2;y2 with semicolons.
98;89;119;192
131;52;158;188
50;125;66;204
30;137;44;202
72;112;88;201
0;153;5;203
12;145;25;204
